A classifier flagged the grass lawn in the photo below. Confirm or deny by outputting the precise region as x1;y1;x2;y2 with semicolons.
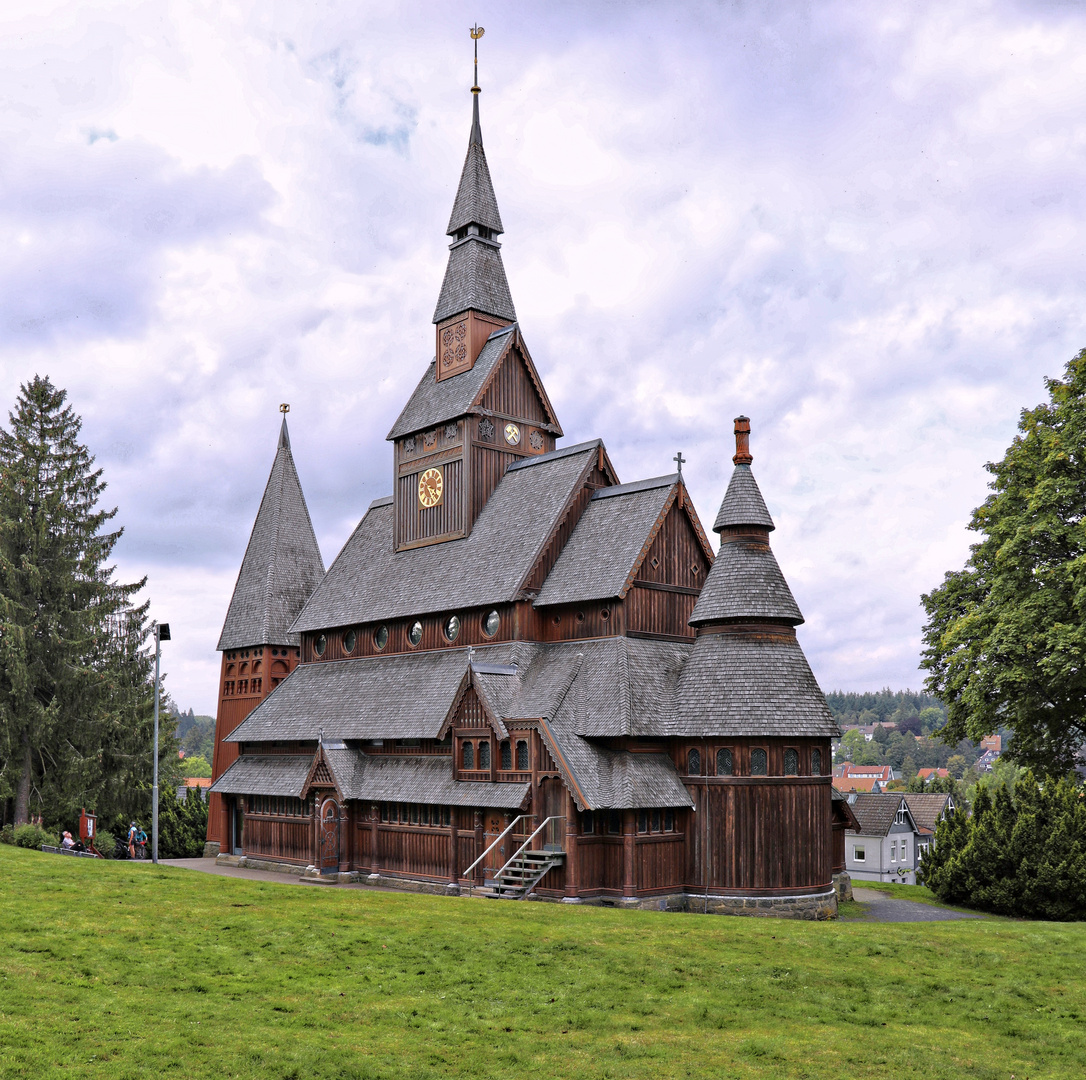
849;881;997;913
2;846;1085;1079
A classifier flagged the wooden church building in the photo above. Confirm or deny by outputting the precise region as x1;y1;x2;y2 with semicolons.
207;75;847;918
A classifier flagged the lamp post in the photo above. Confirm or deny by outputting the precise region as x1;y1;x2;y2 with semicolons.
152;621;171;865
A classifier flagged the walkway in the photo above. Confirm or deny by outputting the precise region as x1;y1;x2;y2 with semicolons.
850;886;986;922
159;857;397;892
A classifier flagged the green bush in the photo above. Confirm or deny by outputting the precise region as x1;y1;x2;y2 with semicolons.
0;825;13;846
13;823;57;850
157;791;209;858
921;772;1086;919
94;832;120;859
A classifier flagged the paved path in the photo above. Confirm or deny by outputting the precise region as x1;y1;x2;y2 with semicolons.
850;886;986;922
159;857;398;892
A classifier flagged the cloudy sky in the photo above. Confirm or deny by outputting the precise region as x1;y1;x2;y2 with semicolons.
2;0;1084;714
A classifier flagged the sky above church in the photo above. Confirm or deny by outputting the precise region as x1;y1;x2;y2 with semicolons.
2;0;1084;715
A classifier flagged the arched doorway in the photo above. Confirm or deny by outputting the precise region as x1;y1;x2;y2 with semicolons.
319;798;340;874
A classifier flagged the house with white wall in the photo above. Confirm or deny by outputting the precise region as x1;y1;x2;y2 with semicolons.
845;793;920;884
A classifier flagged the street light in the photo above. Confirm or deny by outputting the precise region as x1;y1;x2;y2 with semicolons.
152;621;171;865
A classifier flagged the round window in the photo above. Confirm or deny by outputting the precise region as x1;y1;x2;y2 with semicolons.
314;634;327;657
343;629;357;654
483;610;500;637
408;621;423;647
374;625;389;651
600;608;610;621
444;615;461;642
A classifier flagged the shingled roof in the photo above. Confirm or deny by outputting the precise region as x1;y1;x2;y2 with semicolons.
851;794;914;836
290;441;602;629
446;93;503;237
210;755;311;798
688;539;803;626
535;476;679;606
903;792;953;833
672;633;839;738
713;464;775;532
217;418;325;650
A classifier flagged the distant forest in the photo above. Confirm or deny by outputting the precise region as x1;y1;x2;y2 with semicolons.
824;688;948;730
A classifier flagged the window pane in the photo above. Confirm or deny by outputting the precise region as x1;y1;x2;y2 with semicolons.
609;811;622;835
687;749;701;776
479;741;490;769
582;811;594;834
854;845;865;862
638;811;648;834
784;748;798;776
664;809;675;832
651;810;661;833
716;748;733;776
462;742;474;769
516;740;529;770
811;748;822;775
751;748;768;775
500;741;511;770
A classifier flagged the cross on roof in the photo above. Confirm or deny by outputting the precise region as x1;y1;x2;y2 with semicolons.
674;451;686;475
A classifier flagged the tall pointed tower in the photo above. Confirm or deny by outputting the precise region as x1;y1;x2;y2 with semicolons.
386;66;562;551
205;412;325;855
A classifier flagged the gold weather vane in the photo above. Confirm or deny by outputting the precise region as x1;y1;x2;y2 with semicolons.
471;24;484;91
280;403;290;413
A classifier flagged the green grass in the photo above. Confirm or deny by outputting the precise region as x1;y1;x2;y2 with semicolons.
851;881;997;914
2;846;1085;1079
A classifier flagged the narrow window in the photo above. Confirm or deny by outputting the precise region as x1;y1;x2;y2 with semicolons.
462;741;474;770
582;811;595;835
380;802;389;822
516;740;529;770
638;810;649;834
410;804;419;825
751;748;768;775
901;840;908;862
664;809;675;832
500;740;511;770
854;845;866;862
784;748;798;776
609;811;622;835
687;749;701;776
716;747;733;776
478;741;490;769
811;748;822;775
890;842;897;862
651;809;661;833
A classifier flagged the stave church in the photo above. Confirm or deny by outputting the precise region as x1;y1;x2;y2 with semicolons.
206;60;851;918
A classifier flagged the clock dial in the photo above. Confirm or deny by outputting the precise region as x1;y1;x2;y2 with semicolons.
504;422;521;446
418;467;443;508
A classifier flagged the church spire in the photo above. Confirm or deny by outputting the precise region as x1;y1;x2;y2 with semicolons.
433;28;516;341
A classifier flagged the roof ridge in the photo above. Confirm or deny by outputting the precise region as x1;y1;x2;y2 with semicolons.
591;473;678;500
505;438;602;472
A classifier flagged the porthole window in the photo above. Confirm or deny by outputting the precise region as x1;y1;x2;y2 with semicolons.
483;610;500;637
343;629;357;654
314;634;327;657
716;747;733;776
478;741;490;769
374;625;389;650
408;621;423;647
576;611;585;622
444;614;461;642
462;741;474;769
500;740;511;770
751;748;768;776
687;748;701;776
600;608;610;621
516;740;529;770
784;748;799;776
811;748;822;775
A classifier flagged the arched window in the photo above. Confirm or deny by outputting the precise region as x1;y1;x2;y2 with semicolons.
784;748;799;776
500;740;511;770
687;748;701;776
716;748;733;776
751;748;767;775
462;741;474;770
811;748;822;775
479;741;490;769
516;740;529;770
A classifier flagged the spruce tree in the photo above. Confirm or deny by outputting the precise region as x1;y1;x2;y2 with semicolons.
0;375;164;827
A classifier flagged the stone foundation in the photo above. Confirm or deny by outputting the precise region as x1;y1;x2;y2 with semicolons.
202;841;220;859
832;871;853;902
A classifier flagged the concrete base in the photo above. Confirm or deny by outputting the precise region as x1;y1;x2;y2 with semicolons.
216;853;307;877
832;871;853;903
202;841;220;859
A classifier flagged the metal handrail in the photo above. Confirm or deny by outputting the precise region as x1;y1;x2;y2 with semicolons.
461;814;534;880
492;816;566;884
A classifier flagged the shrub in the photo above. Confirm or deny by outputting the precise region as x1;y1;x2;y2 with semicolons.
14;823;57;850
0;825;13;846
94;832;121;859
922;772;1086;919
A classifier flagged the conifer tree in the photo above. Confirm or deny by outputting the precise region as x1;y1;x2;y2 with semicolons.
0;375;163;826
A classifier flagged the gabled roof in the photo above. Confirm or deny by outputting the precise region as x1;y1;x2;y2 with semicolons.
688;538;803;626
672;632;839;738
713;464;775;532
290;441;603;629
832;787;862;832
217;418;325;650
534;476;713;607
387;325;560;440
850;794;916;837
903;792;953;832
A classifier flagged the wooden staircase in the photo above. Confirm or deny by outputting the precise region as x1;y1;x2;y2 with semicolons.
478;849;566;900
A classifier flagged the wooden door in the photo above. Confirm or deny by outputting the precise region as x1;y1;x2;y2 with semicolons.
539;778;566;852
483;812;507;876
319;798;340;873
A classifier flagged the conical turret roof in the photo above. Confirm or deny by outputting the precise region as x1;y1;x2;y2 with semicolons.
713;465;775;532
433;89;516;325
217;417;325;650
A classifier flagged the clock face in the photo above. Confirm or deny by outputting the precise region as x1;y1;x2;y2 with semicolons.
418;467;443;508
504;422;521;446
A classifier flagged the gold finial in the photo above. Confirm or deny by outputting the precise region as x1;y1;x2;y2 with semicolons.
471;24;484;91
280;403;290;414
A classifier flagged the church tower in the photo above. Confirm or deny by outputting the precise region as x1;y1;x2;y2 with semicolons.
205;412;325;855
386;70;562;552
